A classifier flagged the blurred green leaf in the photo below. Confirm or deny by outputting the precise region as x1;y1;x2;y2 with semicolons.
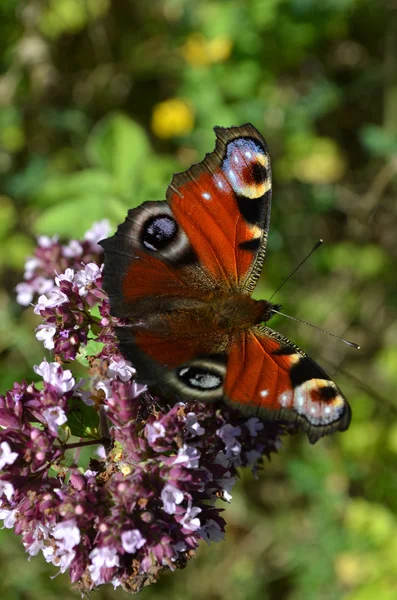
2;233;34;270
35;170;115;206
86;114;151;198
0;196;17;238
360;125;397;158
32;195;126;236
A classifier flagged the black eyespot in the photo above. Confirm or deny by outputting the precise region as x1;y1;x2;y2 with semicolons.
178;366;223;390
318;385;338;401
141;216;177;251
251;162;268;185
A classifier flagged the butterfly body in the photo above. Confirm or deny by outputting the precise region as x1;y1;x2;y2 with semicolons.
132;293;274;334
100;123;351;443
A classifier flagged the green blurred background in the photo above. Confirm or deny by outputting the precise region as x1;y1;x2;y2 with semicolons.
1;1;397;598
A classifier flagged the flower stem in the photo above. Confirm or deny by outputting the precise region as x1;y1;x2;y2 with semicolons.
56;438;107;450
99;405;112;453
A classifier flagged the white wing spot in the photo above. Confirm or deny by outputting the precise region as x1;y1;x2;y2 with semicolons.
245;151;252;159
234;155;239;164
202;192;211;200
260;389;269;397
228;169;236;182
296;393;305;408
279;392;291;407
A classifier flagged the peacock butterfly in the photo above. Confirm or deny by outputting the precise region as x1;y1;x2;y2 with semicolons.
100;124;351;443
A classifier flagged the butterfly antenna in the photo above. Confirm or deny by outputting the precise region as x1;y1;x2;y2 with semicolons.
269;239;324;302
271;308;360;349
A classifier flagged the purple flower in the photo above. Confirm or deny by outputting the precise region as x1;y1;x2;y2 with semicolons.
0;481;15;501
74;262;101;292
185;412;205;437
244;417;264;437
62;241;83;258
0;508;18;529
2;221;288;594
145;422;166;444
180;505;201;532
33;360;76;393
84;220;111;249
15;220;109;308
121;529;147;554
53;519;81;551
172;445;200;469
0;441;19;470
161;483;184;514
107;358;135;382
42;406;68;436
89;547;120;586
35;324;57;349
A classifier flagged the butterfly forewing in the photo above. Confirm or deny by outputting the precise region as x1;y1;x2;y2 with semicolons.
167;124;272;292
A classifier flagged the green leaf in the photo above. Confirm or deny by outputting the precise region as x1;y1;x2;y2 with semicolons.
35;169;114;206
33;194;126;237
86;113;151;197
76;337;104;367
67;401;100;439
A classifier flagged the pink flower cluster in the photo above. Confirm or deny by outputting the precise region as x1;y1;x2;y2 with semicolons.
0;223;288;594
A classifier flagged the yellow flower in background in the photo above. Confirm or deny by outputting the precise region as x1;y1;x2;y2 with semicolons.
182;33;233;67
334;552;376;586
293;137;346;184
151;98;195;139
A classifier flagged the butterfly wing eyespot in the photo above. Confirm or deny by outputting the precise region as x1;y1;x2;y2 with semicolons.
119;202;193;262
170;358;227;401
221;137;271;201
141;214;177;251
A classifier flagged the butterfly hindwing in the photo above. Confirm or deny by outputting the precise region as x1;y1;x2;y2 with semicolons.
114;321;350;444
223;327;351;443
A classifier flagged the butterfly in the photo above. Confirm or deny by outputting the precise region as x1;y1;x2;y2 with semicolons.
100;124;351;443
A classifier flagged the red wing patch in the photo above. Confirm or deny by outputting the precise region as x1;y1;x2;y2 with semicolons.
133;330;227;369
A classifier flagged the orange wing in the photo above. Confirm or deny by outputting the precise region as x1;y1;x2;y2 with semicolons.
223;327;351;443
